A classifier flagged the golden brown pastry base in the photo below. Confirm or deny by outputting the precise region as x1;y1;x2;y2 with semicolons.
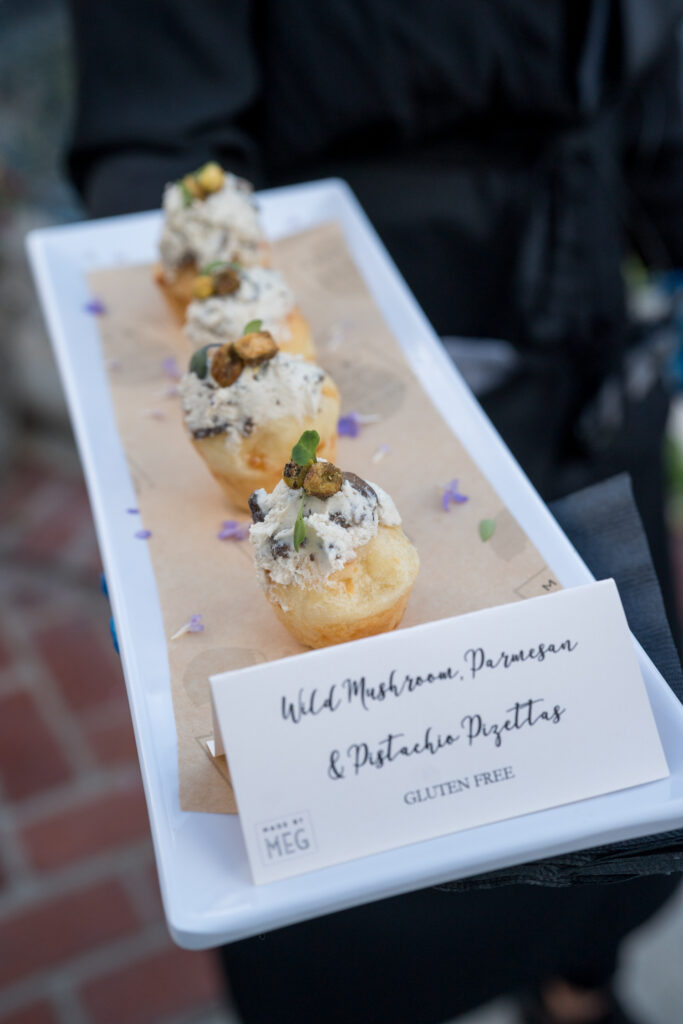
155;264;315;360
281;307;316;360
190;376;340;509
264;525;420;648
153;240;272;322
155;263;197;322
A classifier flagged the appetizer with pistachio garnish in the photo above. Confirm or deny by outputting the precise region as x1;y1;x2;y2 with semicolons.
156;163;268;319
248;431;420;648
179;325;339;509
185;264;315;360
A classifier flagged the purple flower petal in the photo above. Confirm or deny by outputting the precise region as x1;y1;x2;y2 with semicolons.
442;479;469;511
170;613;204;640
217;520;250;541
338;412;361;438
162;356;182;380
84;298;106;316
135;529;152;539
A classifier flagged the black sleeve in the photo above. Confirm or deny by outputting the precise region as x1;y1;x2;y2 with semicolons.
624;36;683;268
66;0;262;217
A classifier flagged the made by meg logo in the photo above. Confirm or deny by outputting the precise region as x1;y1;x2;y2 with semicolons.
256;811;316;866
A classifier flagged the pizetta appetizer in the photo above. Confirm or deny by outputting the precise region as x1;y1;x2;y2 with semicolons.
186;264;315;360
179;325;339;509
156;162;268;318
248;432;420;648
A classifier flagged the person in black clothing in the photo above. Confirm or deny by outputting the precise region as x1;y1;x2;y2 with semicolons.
66;3;683;1022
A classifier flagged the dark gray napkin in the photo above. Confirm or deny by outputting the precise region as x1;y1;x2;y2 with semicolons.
440;473;683;889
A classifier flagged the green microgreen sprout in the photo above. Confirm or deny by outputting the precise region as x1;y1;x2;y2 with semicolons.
178;180;194;207
293;495;307;552
189;343;221;380
289;431;321;551
242;318;263;335
291;430;320;467
479;518;496;542
201;260;242;275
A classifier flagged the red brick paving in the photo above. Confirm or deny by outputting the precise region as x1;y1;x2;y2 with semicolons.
0;880;139;988
0;1001;61;1024
5;582;46;610
81;945;224;1024
0;449;227;1024
20;779;150;872
15;490;95;562
84;706;139;768
34;618;126;713
140;861;166;921
0;691;72;801
0;464;46;525
0;626;10;668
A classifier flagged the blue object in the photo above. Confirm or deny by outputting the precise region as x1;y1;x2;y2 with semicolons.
109;615;120;655
100;573;120;654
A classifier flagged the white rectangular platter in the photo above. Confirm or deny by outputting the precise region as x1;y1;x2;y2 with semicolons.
27;178;683;950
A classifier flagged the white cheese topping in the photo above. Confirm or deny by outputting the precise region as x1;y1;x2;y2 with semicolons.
179;352;324;442
159;173;263;279
185;268;295;348
249;476;401;587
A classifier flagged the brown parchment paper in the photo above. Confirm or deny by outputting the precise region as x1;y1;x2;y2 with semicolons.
89;222;559;814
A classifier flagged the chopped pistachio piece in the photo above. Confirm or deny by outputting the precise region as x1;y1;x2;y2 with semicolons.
192;274;214;300
282;460;311;489
196;161;225;193
182;173;203;199
213;267;240;295
233;330;278;364
210;343;244;387
303;461;343;498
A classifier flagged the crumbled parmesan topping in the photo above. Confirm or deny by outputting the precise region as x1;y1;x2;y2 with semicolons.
185;268;294;348
159;172;263;278
249;476;401;587
179;352;324;442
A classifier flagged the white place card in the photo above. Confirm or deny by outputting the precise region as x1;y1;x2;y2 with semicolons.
210;580;669;884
